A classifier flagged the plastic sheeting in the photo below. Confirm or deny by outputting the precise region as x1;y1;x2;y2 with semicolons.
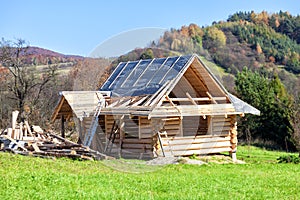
227;93;260;115
101;55;193;97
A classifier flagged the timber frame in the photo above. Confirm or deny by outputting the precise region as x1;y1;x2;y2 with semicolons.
51;54;259;160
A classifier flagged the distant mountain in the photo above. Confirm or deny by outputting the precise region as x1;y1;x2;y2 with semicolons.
20;46;84;66
26;46;84;60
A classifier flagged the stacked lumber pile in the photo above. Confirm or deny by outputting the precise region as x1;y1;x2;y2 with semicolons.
0;111;110;160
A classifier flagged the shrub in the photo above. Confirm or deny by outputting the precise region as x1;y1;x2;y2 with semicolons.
277;155;300;164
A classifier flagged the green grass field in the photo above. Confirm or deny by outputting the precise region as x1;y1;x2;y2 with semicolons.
0;146;299;200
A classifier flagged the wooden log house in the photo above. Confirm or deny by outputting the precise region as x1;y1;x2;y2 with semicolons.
51;54;260;160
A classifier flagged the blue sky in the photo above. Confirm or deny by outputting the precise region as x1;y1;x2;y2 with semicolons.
1;0;299;57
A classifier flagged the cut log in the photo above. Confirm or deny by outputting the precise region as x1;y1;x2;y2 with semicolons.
12;110;19;130
24;121;33;136
31;143;42;152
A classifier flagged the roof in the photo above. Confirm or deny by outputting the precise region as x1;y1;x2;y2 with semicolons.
100;55;194;97
227;93;260;115
51;91;110;122
100;54;260;116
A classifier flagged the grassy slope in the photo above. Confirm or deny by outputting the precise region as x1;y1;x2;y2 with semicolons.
0;146;299;200
35;62;75;75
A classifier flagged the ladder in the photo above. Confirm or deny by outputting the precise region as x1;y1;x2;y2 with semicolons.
104;120;120;154
157;131;174;157
83;95;106;147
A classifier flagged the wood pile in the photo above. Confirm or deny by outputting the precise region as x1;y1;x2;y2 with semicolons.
0;110;110;160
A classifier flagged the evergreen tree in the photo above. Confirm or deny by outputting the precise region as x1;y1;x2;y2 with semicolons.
235;68;294;150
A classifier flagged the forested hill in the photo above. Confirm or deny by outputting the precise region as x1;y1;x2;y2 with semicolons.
119;11;299;97
157;11;300;73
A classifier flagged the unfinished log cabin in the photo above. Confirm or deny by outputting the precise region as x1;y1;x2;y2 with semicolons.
51;54;260;160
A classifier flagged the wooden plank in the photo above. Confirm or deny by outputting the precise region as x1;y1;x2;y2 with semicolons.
152;104;236;115
162;131;180;136
185;92;197;105
162;141;231;150
213;121;231;127
178;104;235;111
131;96;149;107
140;134;153;139
144;80;170;107
51;96;66;122
120;148;153;154
12;110;19;138
140;120;151;125
213;126;232;132
164;120;181;125
31;143;42;152
121;143;152;149
162;147;232;156
165;95;177;107
24;121;33;136
212;118;231;123
139;129;152;134
161;136;230;145
168;97;227;102
163;124;180;129
22;136;36;141
213;130;231;136
112;138;153;144
19;122;23;140
14;129;20;140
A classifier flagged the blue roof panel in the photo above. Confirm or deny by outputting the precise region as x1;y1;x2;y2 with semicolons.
100;55;193;97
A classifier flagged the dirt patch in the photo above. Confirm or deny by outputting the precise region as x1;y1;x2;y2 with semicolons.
145;155;245;165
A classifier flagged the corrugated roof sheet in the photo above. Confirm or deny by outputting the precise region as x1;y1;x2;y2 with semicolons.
100;55;194;97
228;93;260;115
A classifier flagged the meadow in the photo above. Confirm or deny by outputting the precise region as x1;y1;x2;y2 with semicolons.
0;146;299;200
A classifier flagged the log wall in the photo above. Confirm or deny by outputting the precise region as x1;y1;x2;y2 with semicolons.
209;115;233;136
139;116;152;138
101;114;238;159
182;116;207;136
161;117;182;136
156;115;238;157
157;135;232;157
104;115;154;159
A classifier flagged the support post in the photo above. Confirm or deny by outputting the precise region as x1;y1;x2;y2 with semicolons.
118;115;125;158
61;115;65;138
230;116;238;162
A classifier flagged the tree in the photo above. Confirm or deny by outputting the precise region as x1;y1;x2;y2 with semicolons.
235;68;294;150
69;58;110;90
292;99;300;156
202;27;227;51
139;48;154;60
0;38;57;122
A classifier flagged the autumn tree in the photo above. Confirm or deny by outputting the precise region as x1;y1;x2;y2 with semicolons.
202;27;226;52
0;38;57;122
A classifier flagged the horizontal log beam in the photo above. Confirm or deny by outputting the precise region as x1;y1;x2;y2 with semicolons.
159;147;232;156
162;141;231;150
161;136;230;145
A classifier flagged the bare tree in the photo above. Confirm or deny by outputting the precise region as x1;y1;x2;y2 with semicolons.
69;58;110;90
0;38;57;122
